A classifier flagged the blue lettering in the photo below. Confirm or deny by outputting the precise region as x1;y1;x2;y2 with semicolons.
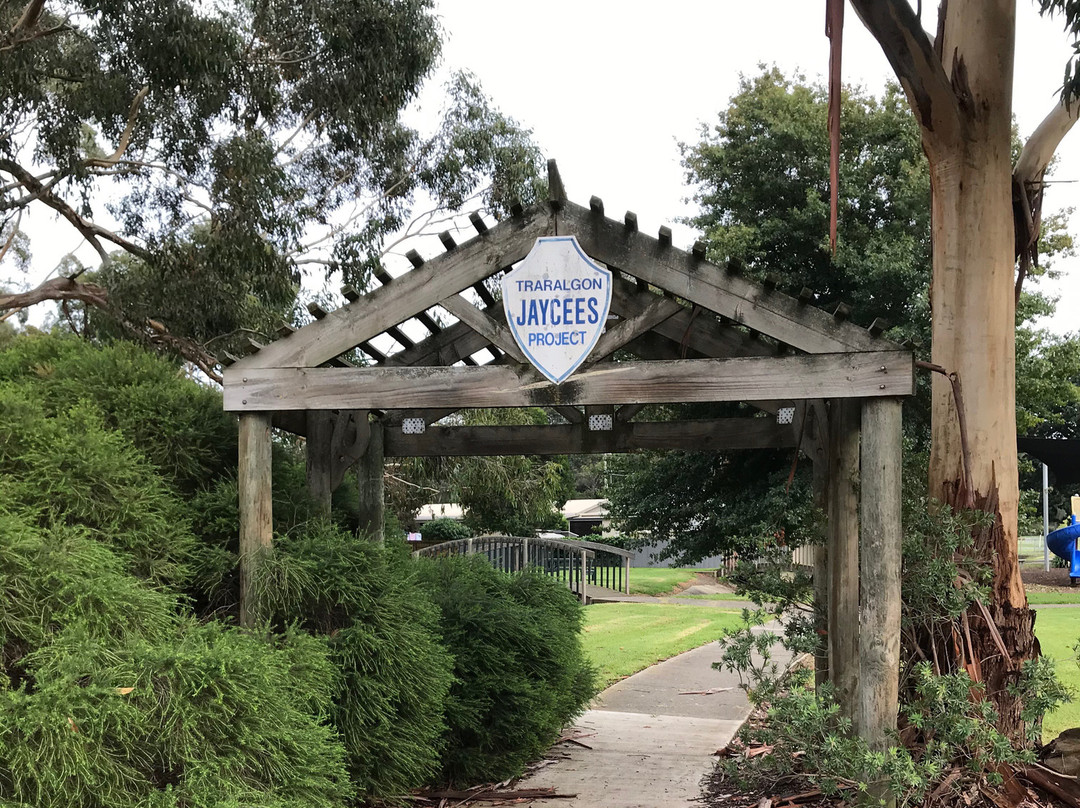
587;298;599;324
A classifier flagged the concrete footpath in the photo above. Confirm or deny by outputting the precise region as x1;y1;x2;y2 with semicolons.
503;636;794;808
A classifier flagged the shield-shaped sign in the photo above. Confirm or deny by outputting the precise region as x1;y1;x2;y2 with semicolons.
502;236;612;384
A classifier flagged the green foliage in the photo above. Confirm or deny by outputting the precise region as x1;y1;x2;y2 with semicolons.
252;523;454;798
0;382;194;586
422;517;473;543
417;555;597;785
0;512;350;808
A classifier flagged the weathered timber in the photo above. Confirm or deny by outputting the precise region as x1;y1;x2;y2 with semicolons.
858;397;903;749
586;285;683;364
223;351;915;411
439;294;526;363
551;405;585;424
357;418;384;543
238;412;273;627
330;410;370;490
827;399;861;722
810;403;830;690
230;205;554;369
560;200;893;353
305;411;334;514
383;408;460;427
616;403;646;422
383;418;797;456
384;318;488;367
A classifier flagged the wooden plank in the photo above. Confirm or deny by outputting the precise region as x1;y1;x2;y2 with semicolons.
357;418;385;543
586;287;683;364
383;418;798;456
552;405;585;424
858;397;903;749
439;294;526;363
224;351;914;411
305;411;334;515
384;319;489;368
561;200;892;353
809;400;830;690
238;412;273;627
231;205;553;369
827;399;860;723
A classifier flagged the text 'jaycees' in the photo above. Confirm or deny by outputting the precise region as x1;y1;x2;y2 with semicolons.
511;277;604;346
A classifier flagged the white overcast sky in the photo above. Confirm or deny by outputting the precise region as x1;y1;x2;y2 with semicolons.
418;0;1080;337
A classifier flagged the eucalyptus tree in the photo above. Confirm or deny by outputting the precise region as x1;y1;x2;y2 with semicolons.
0;0;544;376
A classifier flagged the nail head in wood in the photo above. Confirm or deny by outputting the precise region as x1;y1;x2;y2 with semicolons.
833;302;852;321
624;211;638;232
868;317;889;337
692;240;707;260
658;226;672;248
589;195;604;216
468;211;488;234
438;231;457;251
405;249;424;269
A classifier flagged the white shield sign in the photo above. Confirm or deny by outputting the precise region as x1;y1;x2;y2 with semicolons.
502;236;612;384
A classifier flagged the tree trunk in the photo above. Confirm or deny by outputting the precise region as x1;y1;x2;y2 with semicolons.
926;2;1035;741
852;0;1036;742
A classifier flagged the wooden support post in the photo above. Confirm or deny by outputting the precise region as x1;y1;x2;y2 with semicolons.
305;411;334;515
811;419;830;689
858;398;903;772
827;399;860;722
581;549;589;605
238;412;273;627
357;417;385;543
624;556;631;594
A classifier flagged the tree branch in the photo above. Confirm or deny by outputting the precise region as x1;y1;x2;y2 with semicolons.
85;85;149;168
849;0;961;151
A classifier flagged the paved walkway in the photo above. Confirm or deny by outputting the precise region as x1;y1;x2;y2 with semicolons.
503;630;794;807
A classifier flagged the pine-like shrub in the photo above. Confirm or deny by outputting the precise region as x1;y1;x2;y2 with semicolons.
422;517;472;543
253;523;454;799
0;512;350;808
0;384;195;586
417;555;597;785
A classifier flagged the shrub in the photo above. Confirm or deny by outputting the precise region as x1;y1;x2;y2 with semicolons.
252;523;454;799
0;512;350;808
417;555;597;785
422;517;472;543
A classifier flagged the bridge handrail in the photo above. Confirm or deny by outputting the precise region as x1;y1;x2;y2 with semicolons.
413;534;632;560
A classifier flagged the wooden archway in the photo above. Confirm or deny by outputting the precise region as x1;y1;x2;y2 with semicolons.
223;161;911;753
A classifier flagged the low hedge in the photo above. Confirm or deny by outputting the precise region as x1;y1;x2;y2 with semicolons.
417;554;598;785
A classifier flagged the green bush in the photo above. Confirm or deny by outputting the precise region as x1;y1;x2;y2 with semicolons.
422;517;472;543
0;512;350;808
417;555;597;785
252;523;454;798
0;384;195;586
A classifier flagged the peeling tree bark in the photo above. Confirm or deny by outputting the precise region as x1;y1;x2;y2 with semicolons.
851;0;1041;742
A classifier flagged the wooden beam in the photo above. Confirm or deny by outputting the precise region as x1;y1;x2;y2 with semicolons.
563;200;892;353
858;397;903;750
586;287;682;364
439;294;526;363
383;418;798;457
238;412;273;627
305;411;334;515
231;205;553;369
384;319;489;368
827;399;860;723
551;405;585;424
357;419;385;543
224;351;915;412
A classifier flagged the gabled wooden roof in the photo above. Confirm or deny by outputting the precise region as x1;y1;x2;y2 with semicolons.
223;162;911;415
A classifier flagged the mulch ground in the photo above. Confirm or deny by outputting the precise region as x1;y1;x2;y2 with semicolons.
1022;566;1075;591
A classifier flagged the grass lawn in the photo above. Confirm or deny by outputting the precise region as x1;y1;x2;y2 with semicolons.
1028;591;1080;604
1035;607;1080;738
582;602;744;687
628;567;704;596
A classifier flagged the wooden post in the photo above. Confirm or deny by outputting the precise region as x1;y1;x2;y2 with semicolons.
624;556;630;594
827;399;860;722
238;412;273;627
357;417;384;543
811;431;830;689
305;411;334;515
858;398;903;767
580;549;589;605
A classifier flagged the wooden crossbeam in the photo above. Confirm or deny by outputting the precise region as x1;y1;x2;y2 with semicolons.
231;206;553;369
439;294;526;363
383;319;489;367
560;201;891;353
224;351;914;411
383;418;798;457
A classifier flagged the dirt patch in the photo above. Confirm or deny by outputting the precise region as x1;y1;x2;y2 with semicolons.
1023;566;1075;592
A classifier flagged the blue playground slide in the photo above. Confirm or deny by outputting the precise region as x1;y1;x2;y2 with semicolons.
1047;515;1080;584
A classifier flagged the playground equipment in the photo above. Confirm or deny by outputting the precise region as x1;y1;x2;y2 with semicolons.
1046;495;1080;585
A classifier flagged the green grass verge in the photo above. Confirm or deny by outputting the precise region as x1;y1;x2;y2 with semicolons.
627;567;704;596
581;602;744;687
1035;607;1080;739
1028;592;1080;604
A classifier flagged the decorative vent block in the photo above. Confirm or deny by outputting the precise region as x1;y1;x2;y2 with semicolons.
588;414;614;432
402;418;426;435
777;407;796;425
